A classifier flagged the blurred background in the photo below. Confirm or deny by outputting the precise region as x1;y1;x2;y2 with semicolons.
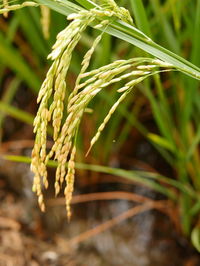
0;0;200;265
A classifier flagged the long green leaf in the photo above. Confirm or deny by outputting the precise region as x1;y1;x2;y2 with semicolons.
0;32;41;92
0;101;34;124
4;154;198;201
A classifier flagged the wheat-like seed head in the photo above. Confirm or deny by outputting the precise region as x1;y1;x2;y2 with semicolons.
28;3;173;218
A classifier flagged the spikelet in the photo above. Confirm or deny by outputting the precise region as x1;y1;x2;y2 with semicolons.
40;5;50;39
